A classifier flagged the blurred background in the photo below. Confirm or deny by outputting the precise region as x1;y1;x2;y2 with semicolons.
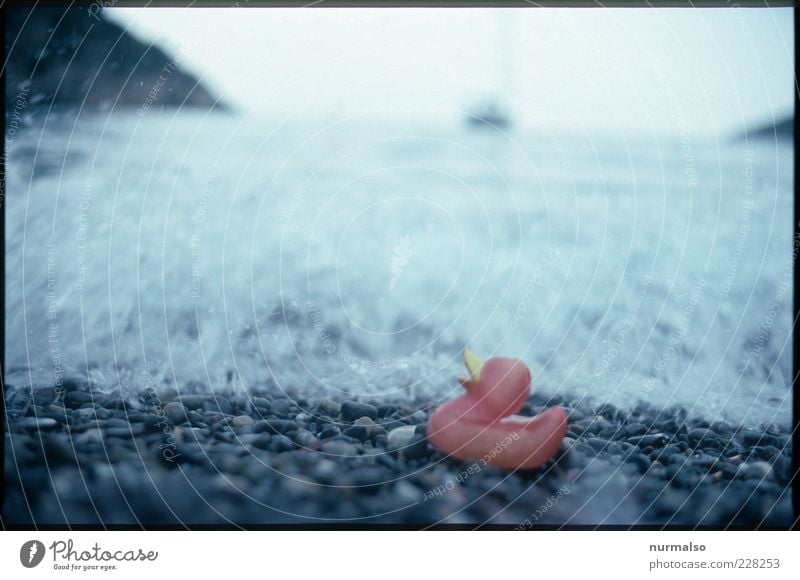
4;6;795;428
108;7;793;137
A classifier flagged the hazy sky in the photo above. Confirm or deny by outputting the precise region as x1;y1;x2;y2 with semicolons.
108;7;794;137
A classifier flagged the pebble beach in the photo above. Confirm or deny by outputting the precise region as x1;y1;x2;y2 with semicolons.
4;379;793;526
4;112;795;528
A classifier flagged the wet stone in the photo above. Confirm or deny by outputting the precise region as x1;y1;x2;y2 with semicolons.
598;426;620;439
64;391;95;407
334;434;363;446
187;410;205;424
410;410;428;424
343;426;369;441
630;453;651;474
19;417;59;431
341;401;378;421
103;418;132;430
253;419;295;435
310;459;339;484
742;431;766;446
178;395;208;410
231;415;253;428
271;435;296;453
248;434;272;450
32;388;57;406
251;395;272;407
687;428;713;444
203;397;233;415
587;438;607;451
318;424;341;439
100;397;124;410
320;440;359;456
625;423;647;437
403;434;432;460
628;433;669;448
597;404;620;421
126;412;151;423
105;429;134;440
387;425;417;448
164;402;188;425
316;399;341;416
345;467;388;492
370;426;387;440
755;445;781;460
270;399;291;417
294;429;319;447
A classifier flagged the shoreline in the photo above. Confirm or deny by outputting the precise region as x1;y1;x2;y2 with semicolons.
3;382;793;526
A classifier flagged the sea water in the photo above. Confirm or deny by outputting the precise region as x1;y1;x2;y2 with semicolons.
5;110;793;428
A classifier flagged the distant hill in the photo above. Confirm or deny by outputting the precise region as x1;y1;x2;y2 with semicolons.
740;115;794;142
5;7;229;113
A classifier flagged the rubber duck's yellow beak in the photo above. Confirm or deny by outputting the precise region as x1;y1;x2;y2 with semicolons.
458;349;484;390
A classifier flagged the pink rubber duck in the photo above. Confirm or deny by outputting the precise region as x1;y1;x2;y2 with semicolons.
427;350;567;469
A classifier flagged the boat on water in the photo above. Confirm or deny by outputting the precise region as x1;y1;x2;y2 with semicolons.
465;11;515;131
465;97;512;130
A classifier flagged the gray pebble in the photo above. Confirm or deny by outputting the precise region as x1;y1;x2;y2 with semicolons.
103;418;132;429
628;433;669;448
187;410;205;424
250;396;272;410
742;431;765;446
387;425;416;448
410;410;427;424
310;459;339;483
687;427;713;444
320;440;359;456
370;426;387;440
64;391;95;407
755;445;781;460
271;435;296;453
317;399;341;416
625;422;647;436
294;429;319;447
343;425;369;441
202;397;233;415
346;466;387;490
253;419;295;435
231;415;253;428
341;401;377;421
178;395;208;410
630;453;651;473
164;402;187;424
403;434;431;460
248;434;272;450
318;424;341;439
598;426;620;439
32;388;57;406
20;417;59;431
270;399;291;417
587;438;608;451
105;426;144;439
126;412;151;423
